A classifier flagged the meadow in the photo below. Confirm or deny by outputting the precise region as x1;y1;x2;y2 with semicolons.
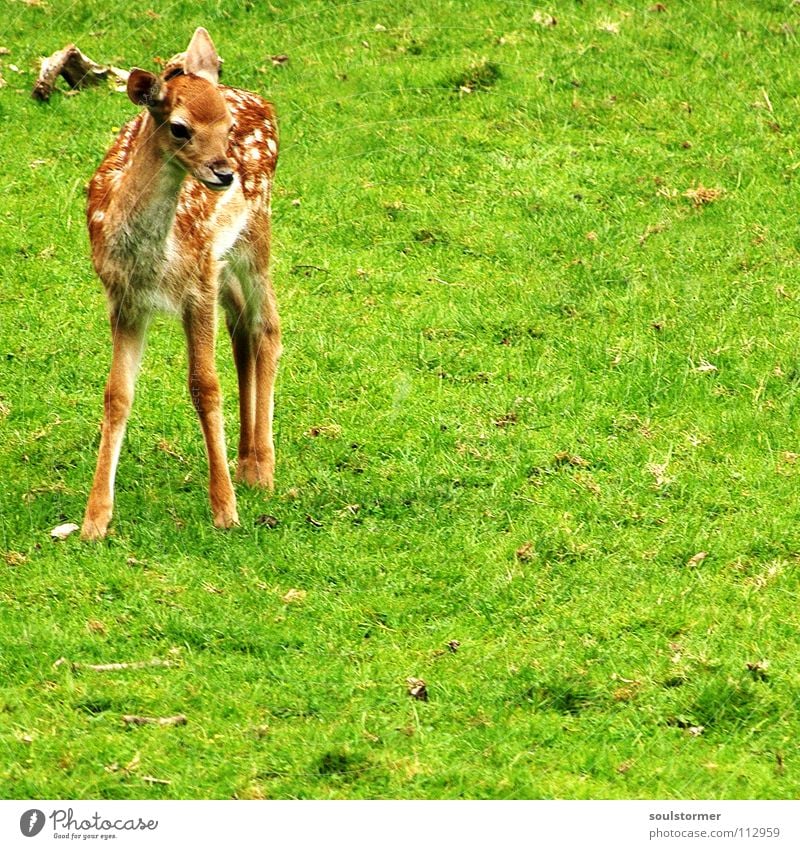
1;0;800;798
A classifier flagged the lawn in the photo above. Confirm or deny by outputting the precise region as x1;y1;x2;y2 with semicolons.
2;0;800;799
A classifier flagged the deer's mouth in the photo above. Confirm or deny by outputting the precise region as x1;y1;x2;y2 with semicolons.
193;164;235;191
197;177;231;192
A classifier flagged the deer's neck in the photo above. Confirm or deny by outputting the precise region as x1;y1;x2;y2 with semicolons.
109;114;185;264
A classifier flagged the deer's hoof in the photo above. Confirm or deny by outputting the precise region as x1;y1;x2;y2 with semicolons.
236;456;274;490
81;514;110;541
213;505;240;529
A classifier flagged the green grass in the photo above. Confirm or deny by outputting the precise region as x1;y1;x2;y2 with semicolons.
2;0;800;799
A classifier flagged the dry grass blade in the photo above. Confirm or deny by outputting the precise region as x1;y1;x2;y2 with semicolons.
646;460;673;488
54;657;174;672
281;588;307;604
532;10;557;27
515;542;534;562
553;451;590;468
683;184;724;206
695;359;718;373
686;551;708;567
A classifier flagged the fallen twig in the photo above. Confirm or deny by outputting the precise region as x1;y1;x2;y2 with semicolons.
122;714;187;727
53;657;174;672
32;43;128;101
291;264;330;275
141;775;171;785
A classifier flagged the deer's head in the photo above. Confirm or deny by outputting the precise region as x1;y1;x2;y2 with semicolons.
127;28;234;191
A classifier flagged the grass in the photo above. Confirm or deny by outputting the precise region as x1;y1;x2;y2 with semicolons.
2;0;800;799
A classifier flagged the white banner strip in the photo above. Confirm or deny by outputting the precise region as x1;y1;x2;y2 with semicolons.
1;800;798;848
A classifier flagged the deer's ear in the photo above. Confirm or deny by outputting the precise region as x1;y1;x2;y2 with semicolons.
127;69;163;106
184;27;219;84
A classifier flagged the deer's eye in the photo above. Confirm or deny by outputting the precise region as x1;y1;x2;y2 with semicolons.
169;122;192;141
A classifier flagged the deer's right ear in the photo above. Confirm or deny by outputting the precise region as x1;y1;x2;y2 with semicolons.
127;69;163;107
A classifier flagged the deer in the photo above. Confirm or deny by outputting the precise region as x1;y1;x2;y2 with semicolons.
81;28;281;540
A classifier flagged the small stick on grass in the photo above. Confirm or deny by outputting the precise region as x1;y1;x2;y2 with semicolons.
122;714;187;727
141;775;171;785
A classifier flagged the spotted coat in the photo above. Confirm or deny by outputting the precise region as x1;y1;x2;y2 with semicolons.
87;84;278;322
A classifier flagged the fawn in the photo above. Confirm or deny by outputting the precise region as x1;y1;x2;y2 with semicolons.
81;28;280;540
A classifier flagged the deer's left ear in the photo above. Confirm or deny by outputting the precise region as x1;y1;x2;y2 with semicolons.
184;27;220;84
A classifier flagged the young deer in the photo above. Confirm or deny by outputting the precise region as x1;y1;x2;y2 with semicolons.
81;28;280;540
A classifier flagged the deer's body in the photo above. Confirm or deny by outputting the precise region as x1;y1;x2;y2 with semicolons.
88;89;277;319
82;29;281;540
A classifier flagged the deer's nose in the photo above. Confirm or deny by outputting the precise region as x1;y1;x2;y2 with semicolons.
212;166;234;187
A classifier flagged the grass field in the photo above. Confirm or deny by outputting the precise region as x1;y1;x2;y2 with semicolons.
2;0;800;799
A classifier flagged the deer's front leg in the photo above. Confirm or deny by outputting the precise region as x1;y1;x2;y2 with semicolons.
82;317;146;541
184;302;238;529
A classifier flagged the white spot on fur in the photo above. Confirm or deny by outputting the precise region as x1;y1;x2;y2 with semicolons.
266;137;277;155
210;177;248;260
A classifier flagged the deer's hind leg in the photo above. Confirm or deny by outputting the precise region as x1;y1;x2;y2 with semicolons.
250;279;281;490
222;237;281;489
222;282;256;477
